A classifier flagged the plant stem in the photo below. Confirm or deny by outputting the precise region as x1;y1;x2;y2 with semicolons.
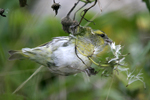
78;0;97;25
12;65;44;94
67;0;80;17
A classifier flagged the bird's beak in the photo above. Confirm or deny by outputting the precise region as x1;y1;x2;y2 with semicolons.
105;38;112;45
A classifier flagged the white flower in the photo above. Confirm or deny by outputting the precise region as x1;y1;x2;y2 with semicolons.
110;42;116;50
107;42;145;88
108;42;122;63
126;70;146;88
126;70;135;80
116;66;129;72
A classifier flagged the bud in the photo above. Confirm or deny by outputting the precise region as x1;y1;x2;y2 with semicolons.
61;16;74;33
51;3;61;15
0;8;6;17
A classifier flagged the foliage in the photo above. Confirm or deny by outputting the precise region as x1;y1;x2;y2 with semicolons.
143;0;150;12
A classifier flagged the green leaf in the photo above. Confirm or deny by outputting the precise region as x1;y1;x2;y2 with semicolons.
143;0;150;12
80;0;95;3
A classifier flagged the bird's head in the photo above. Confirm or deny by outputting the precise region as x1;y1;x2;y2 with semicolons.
92;30;112;46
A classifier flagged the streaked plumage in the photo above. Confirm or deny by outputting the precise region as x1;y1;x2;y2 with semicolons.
9;26;112;76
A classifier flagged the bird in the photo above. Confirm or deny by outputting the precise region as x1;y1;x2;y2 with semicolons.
8;26;112;76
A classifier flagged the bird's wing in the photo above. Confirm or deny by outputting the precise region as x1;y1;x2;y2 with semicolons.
76;36;95;57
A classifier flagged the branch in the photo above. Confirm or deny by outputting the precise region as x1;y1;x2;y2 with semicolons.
78;0;97;25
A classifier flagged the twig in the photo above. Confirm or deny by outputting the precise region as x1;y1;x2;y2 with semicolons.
105;74;114;100
78;0;97;25
84;12;99;26
12;65;44;94
97;0;102;12
67;0;80;17
75;39;88;67
73;3;87;20
80;11;95;25
82;0;102;26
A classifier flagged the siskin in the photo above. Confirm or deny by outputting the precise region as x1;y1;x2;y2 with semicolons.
8;26;112;76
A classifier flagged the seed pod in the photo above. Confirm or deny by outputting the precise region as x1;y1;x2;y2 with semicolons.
19;0;27;7
61;16;74;33
51;3;61;15
0;8;6;17
70;20;79;35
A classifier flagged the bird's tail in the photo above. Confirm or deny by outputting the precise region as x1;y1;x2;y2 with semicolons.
8;50;28;60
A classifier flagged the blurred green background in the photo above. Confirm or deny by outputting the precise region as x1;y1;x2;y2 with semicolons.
0;0;150;100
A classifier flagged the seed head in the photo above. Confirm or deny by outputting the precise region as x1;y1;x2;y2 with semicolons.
51;3;61;15
61;16;74;33
0;8;6;17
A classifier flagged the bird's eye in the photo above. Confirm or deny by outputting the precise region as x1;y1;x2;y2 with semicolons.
98;34;105;37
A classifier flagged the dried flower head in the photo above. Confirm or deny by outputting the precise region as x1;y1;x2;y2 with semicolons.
70;20;79;35
61;16;73;33
61;16;79;34
0;8;6;17
19;0;27;7
51;3;61;15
